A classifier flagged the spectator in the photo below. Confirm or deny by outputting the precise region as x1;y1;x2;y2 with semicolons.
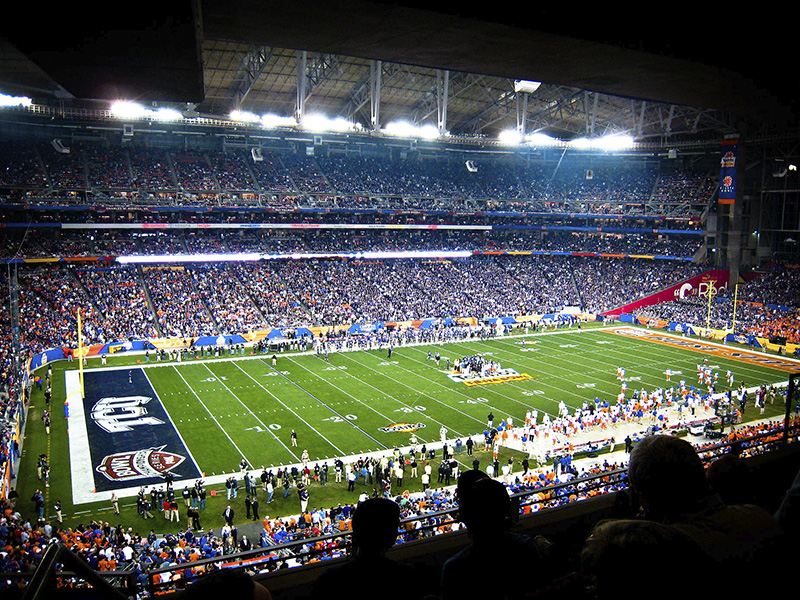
183;568;271;600
579;519;709;600
441;476;545;600
311;497;417;600
627;434;781;594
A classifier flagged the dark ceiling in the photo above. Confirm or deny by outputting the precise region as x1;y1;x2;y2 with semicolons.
0;1;794;133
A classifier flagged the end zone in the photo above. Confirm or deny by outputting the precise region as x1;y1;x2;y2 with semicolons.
66;368;202;504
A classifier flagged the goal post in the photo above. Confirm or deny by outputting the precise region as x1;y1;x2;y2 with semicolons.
77;308;84;399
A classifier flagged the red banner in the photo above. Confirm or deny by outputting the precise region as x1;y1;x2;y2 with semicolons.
601;269;730;316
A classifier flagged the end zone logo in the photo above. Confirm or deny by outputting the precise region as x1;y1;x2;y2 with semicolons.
379;423;426;433
90;396;164;433
96;446;186;481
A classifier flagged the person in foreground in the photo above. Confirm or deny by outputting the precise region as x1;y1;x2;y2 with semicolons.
311;496;418;600
183;568;272;600
626;434;781;595
440;472;544;600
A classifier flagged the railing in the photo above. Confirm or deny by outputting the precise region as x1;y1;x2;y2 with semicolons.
140;468;630;595
144;419;799;596
18;542;138;600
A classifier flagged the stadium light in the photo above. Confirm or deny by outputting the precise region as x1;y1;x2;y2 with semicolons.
261;114;298;128
417;124;441;139
383;120;443;139
151;108;183;122
110;101;183;122
110;101;148;120
568;134;634;151
383;121;416;137
525;132;560;147
230;111;297;128
300;114;354;133
230;110;261;123
361;250;472;260
596;134;634;150
0;94;32;108
514;80;542;94
498;129;523;145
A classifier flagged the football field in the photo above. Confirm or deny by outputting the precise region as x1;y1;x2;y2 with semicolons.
63;325;799;505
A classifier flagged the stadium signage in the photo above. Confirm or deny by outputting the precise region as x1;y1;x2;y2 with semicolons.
610;328;800;372
379;423;427;433
464;373;532;386
718;138;738;205
447;367;532;386
75;369;203;494
90;395;164;433
602;270;731;317
95;446;186;482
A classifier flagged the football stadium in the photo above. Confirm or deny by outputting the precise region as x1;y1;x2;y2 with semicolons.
0;3;799;598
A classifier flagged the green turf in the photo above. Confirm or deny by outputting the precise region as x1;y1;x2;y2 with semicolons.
15;323;794;533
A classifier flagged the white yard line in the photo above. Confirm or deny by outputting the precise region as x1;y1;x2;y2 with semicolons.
171;366;256;470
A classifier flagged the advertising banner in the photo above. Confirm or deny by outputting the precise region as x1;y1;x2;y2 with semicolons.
602;270;730;316
718;138;738;205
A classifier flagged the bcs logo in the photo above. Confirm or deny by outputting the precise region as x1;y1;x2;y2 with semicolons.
96;446;186;481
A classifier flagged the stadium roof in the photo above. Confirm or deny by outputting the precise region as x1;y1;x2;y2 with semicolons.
0;1;794;144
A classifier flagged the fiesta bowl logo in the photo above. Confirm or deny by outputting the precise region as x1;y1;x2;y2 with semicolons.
378;423;427;433
735;335;748;344
96;446;186;481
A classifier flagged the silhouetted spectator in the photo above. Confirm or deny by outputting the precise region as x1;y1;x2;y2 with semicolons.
183;568;271;600
580;519;709;600
627;434;780;594
441;475;544;600
311;497;418;600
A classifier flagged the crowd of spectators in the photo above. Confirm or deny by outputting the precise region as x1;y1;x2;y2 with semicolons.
190;266;266;334
575;257;704;313
0;141;715;217
74;267;159;343
0;228;703;260
6;250;798;353
171;151;218;193
141;267;216;339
